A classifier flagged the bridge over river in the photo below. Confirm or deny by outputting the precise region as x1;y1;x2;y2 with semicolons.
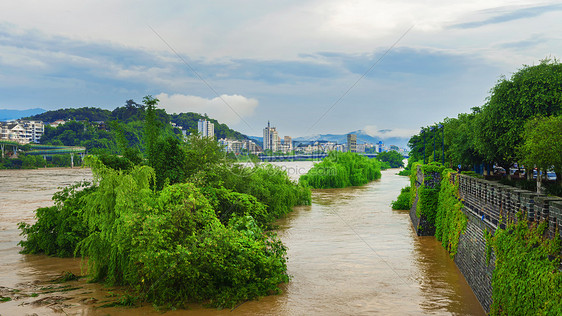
258;152;409;161
0;140;86;166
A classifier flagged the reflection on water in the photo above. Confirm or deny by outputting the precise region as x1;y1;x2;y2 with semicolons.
0;166;484;315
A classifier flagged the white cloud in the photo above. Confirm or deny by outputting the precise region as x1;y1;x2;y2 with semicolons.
1;0;554;61
363;125;418;138
155;93;258;126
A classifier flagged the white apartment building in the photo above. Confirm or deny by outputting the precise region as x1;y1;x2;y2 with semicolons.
23;121;44;143
263;121;279;152
0;120;44;144
197;119;214;138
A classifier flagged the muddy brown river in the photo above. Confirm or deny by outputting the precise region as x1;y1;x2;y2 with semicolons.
0;165;485;315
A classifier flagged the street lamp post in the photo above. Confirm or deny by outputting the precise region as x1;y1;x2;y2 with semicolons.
430;126;436;162
439;124;444;165
421;129;426;164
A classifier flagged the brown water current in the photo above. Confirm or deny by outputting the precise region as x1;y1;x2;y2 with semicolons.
0;166;485;315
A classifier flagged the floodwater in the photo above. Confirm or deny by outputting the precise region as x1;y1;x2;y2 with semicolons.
0;165;485;315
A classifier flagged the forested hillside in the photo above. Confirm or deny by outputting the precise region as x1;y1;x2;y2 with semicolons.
23;99;248;153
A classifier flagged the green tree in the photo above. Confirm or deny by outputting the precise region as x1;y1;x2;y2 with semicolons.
377;150;405;168
520;115;562;187
408;126;441;164
143;95;161;166
184;132;228;183
475;59;562;171
152;136;188;190
443;111;483;170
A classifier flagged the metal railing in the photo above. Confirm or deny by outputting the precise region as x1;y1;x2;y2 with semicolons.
454;173;562;238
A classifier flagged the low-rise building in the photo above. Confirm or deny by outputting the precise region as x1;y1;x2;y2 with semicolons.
356;143;366;153
0;120;44;144
218;138;262;154
50;120;66;128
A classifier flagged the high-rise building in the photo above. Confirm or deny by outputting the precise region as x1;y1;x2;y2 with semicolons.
197;119;214;138
284;136;292;152
347;134;357;153
263;121;279;152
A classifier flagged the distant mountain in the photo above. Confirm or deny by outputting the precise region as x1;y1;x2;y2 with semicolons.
0;108;45;121
292;129;410;149
248;136;263;147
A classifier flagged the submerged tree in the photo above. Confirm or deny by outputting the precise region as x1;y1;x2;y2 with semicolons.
377;150;405;168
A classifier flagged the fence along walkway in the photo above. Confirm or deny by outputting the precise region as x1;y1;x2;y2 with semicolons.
455;174;562;238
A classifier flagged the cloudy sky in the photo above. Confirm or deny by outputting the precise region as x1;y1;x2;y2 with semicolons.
1;1;561;138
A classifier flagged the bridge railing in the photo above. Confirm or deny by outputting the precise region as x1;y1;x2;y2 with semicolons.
454;173;562;238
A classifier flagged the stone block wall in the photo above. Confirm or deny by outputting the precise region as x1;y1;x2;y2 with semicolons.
455;204;496;313
411;170;562;313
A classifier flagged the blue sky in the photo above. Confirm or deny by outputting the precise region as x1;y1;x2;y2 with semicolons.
1;1;561;138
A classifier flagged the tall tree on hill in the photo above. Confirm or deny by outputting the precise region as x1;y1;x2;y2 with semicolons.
143;96;161;167
112;99;145;122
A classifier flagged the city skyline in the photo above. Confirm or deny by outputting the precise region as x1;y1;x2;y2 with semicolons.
1;1;561;139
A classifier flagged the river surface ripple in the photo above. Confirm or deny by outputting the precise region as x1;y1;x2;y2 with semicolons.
0;164;484;315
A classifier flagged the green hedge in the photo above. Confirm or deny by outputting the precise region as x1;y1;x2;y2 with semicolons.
391;186;412;210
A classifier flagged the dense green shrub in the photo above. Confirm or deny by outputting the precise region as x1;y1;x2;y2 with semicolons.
488;218;562;315
19;181;93;257
70;160;291;307
203;186;270;227
397;169;411;176
390;186;412;210
222;164;311;220
376;150;405;168
299;151;382;189
19;97;312;309
19;153;308;308
434;170;467;257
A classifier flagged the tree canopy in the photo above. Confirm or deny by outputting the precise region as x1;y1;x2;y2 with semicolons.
520;115;562;182
408;59;562;180
376;150;405;168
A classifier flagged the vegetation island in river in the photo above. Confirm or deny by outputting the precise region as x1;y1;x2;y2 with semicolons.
18;96;312;309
